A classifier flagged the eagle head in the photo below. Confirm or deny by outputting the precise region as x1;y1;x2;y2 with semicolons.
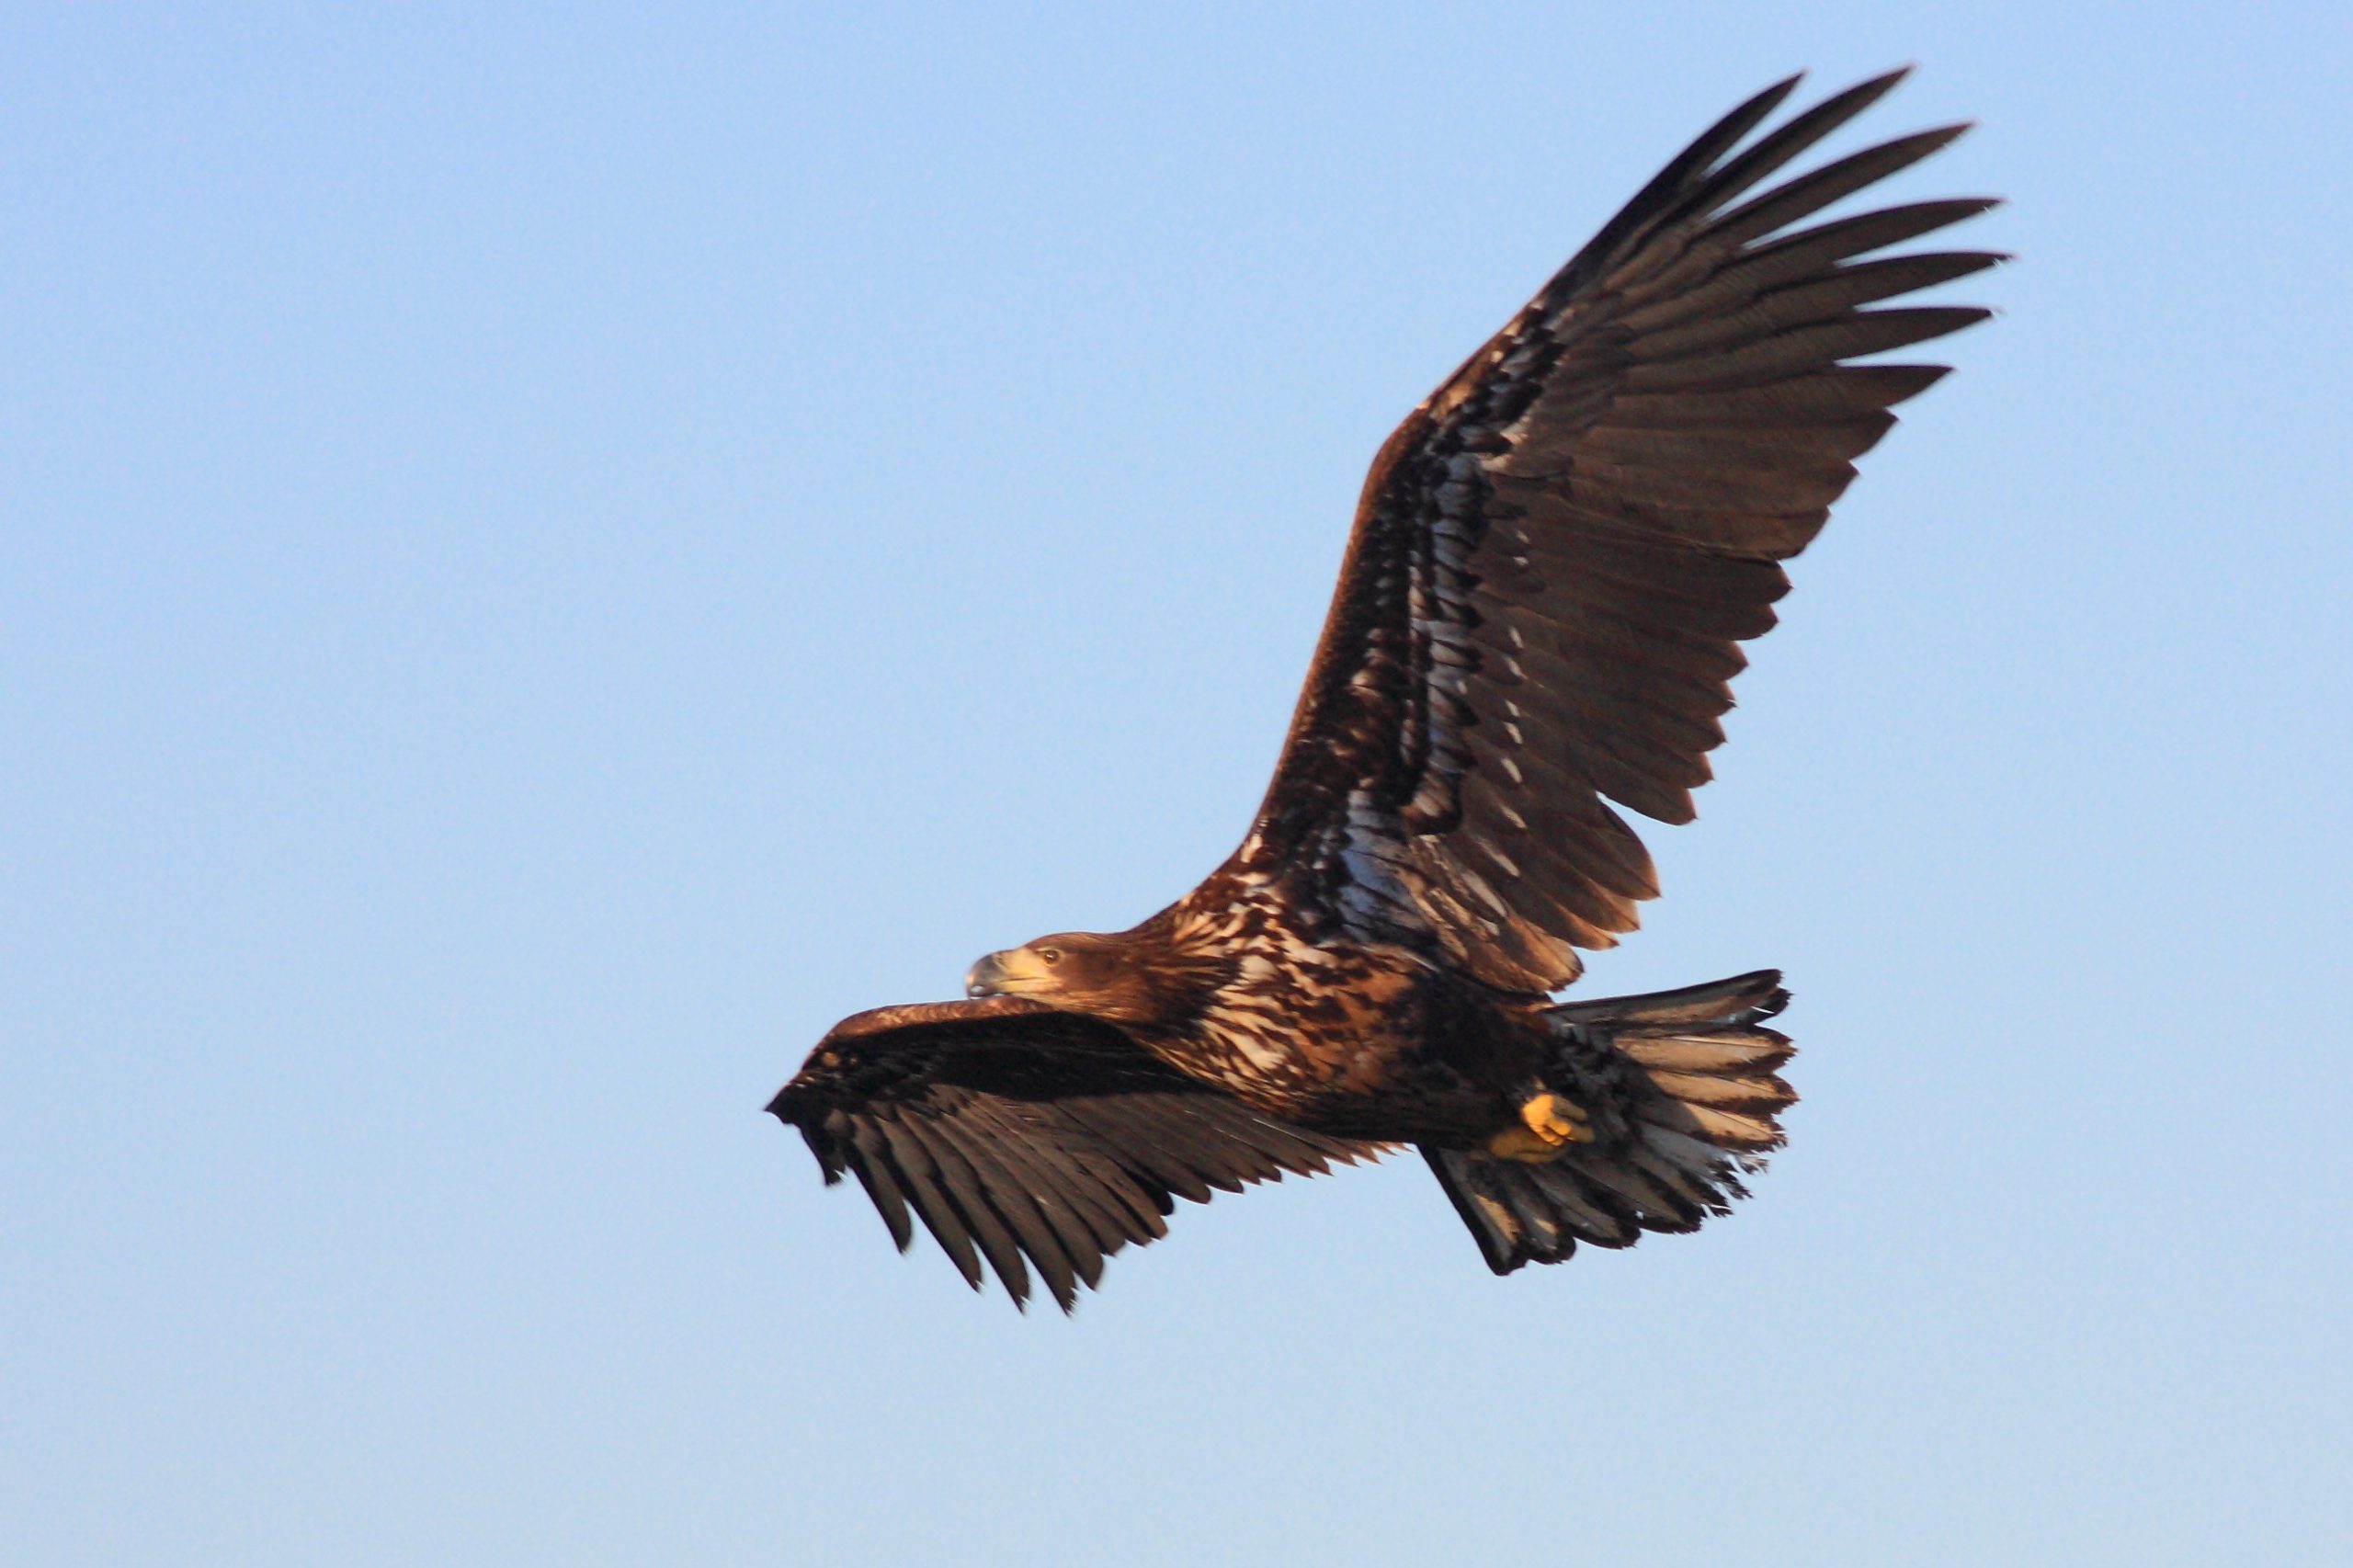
964;930;1160;1022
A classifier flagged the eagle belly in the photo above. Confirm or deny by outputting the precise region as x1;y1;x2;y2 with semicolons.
1145;910;1541;1144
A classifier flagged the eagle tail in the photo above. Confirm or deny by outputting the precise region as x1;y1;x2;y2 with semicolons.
1423;971;1795;1275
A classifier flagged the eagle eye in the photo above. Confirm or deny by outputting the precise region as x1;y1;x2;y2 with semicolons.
1038;947;1063;965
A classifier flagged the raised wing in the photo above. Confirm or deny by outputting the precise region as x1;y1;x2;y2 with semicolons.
1245;70;2000;992
768;996;1383;1311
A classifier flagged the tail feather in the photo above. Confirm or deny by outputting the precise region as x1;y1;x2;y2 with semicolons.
1424;970;1796;1275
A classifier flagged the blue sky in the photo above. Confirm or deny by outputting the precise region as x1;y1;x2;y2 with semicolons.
6;5;2349;1565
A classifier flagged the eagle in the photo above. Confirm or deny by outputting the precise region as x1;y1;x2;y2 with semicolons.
769;69;1998;1310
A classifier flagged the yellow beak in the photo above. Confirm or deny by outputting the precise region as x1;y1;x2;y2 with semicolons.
964;947;1056;998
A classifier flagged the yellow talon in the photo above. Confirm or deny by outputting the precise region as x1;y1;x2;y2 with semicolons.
1524;1092;1587;1141
1485;1092;1593;1162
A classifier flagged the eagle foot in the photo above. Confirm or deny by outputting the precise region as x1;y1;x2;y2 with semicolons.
1485;1092;1593;1163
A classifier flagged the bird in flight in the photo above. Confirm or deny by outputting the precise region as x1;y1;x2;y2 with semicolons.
769;69;1998;1310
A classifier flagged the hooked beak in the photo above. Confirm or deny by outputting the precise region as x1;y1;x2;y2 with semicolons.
964;951;1009;998
966;947;1059;999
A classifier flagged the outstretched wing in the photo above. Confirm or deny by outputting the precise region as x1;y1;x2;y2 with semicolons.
768;996;1383;1311
1244;70;2001;992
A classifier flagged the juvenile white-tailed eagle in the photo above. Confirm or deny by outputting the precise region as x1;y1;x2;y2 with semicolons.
770;70;1997;1310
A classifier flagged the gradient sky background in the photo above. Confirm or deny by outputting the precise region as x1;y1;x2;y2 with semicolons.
6;5;2350;1565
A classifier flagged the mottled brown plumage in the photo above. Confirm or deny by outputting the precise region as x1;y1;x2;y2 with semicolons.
769;70;1997;1309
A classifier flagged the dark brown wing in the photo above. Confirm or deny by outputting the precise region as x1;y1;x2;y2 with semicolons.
768;996;1384;1311
1242;70;2001;991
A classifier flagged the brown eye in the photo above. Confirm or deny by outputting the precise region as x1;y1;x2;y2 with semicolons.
1039;947;1063;965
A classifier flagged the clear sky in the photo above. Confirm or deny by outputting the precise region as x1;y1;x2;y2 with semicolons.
6;5;2349;1565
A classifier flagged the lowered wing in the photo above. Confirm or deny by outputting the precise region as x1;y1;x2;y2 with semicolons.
769;996;1383;1310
